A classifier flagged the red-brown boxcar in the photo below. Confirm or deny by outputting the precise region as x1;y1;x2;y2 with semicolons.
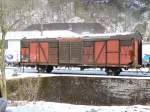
20;32;142;75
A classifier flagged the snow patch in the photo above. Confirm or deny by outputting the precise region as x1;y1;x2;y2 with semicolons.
6;101;150;112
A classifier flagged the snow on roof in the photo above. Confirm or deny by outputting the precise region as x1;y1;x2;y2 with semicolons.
42;30;81;38
82;32;137;37
0;30;81;40
0;31;140;40
3;31;41;40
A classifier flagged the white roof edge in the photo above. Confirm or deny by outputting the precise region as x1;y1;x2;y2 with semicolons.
81;32;137;37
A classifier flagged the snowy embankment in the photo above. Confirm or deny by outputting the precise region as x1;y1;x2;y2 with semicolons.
6;101;150;112
5;67;150;112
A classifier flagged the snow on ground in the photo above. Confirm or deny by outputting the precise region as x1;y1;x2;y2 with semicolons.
5;66;150;80
6;101;150;112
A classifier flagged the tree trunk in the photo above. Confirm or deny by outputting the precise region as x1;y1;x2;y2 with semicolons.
0;31;7;99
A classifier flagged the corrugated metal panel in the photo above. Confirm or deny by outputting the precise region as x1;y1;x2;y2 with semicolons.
49;55;58;64
59;42;70;64
49;41;58;48
59;38;82;64
70;42;82;64
48;43;58;64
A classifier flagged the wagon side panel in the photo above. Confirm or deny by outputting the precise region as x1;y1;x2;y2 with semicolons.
59;38;82;65
107;40;119;65
21;40;30;63
59;41;70;64
83;41;94;65
120;46;132;65
21;48;29;62
48;41;59;65
94;41;106;65
39;42;49;63
70;41;82;64
30;42;39;63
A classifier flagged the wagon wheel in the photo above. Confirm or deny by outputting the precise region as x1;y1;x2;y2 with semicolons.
37;65;46;73
105;68;112;76
46;66;53;73
112;68;122;76
80;67;85;71
105;68;122;76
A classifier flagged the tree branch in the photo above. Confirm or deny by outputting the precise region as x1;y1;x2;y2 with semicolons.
8;13;34;30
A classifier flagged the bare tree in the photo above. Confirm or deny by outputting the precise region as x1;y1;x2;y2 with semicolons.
0;0;34;99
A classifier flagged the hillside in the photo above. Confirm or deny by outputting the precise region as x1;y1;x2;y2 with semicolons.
6;0;150;40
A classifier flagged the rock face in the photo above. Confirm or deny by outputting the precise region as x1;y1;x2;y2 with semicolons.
7;76;150;105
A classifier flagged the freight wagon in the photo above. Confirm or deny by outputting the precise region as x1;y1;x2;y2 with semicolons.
20;32;142;76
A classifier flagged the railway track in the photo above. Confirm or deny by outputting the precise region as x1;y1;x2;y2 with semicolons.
6;67;150;78
53;69;150;77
